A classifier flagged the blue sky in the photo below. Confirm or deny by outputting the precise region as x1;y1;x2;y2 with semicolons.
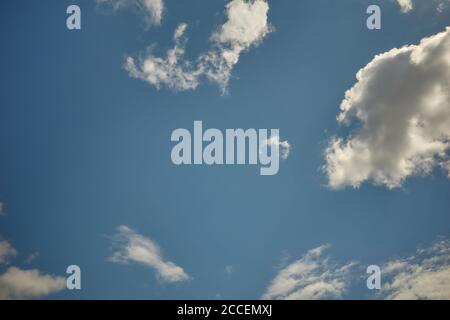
0;0;450;299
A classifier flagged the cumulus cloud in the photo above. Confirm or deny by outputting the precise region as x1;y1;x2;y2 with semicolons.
382;239;450;300
97;0;164;26
324;27;450;189
262;245;356;300
125;0;271;93
0;240;17;265
109;225;190;283
0;267;66;300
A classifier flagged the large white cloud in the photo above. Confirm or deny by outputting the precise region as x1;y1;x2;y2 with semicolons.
0;267;66;300
262;245;355;300
382;239;450;300
324;27;450;189
109;225;190;283
97;0;164;26
125;0;271;93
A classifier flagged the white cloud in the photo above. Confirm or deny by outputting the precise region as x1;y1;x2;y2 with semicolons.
0;238;65;299
397;0;413;13
97;0;164;26
263;240;450;300
396;0;450;13
125;0;272;93
0;240;17;265
125;23;202;91
0;202;4;216
262;136;291;160
262;245;355;300
0;267;65;300
200;0;272;92
109;225;190;283
324;27;450;189
382;239;450;300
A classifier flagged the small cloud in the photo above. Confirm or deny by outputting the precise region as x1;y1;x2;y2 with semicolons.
125;23;202;91
0;240;17;265
225;265;233;275
109;225;190;283
262;245;356;300
396;0;413;13
262;136;291;160
25;252;39;264
0;267;65;300
97;0;164;27
0;202;5;216
396;0;450;13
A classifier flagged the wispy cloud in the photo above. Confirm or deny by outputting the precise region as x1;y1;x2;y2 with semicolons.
97;0;164;26
396;0;450;13
225;265;233;275
125;0;272;93
381;239;450;300
0;240;17;265
324;27;450;189
25;252;39;265
109;225;190;283
125;23;202;91
263;240;450;300
262;245;356;300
